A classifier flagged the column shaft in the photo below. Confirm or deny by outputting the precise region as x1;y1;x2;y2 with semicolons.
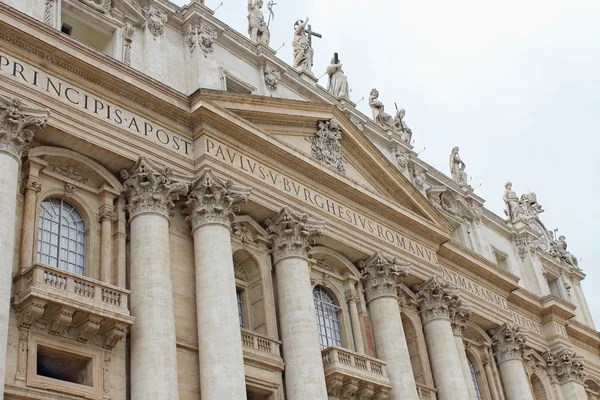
0;155;20;399
490;324;533;400
484;361;500;400
193;224;246;400
129;214;179;400
19;179;40;271
347;297;364;354
99;215;113;284
370;296;419;400
497;360;533;400
276;256;328;400
454;335;477;400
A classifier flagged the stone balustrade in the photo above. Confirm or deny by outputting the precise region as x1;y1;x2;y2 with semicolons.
12;262;134;348
240;328;282;358
322;346;392;399
416;382;437;400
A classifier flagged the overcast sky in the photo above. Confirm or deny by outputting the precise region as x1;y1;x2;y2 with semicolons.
173;0;600;326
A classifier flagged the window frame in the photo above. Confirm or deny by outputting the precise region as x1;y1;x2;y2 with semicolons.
313;285;343;349
468;357;484;400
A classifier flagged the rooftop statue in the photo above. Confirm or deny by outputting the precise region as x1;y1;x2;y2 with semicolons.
449;146;468;185
293;18;313;72
326;54;349;100
369;89;395;130
502;182;544;223
247;0;270;46
549;235;579;269
394;108;412;144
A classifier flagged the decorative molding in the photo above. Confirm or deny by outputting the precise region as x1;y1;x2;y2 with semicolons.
345;289;359;303
98;204;116;223
22;177;42;194
0;97;48;161
121;157;190;220
395;148;409;171
185;169;250;230
413;276;461;324
187;24;218;57
358;251;410;303
489;323;527;365
16;300;47;328
450;306;471;336
77;316;102;343
49;307;74;336
16;326;29;381
232;221;258;248
310;118;345;173
103;324;127;349
52;164;89;183
143;6;168;40
64;182;75;198
264;207;323;263
513;234;537;260
123;23;134;66
43;0;57;25
78;0;111;13
545;348;585;384
264;66;281;92
103;350;111;396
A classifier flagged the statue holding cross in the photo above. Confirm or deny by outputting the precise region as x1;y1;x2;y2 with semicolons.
292;17;321;73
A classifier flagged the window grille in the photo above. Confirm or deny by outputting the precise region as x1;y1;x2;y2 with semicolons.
469;358;483;400
313;286;342;348
37;198;85;275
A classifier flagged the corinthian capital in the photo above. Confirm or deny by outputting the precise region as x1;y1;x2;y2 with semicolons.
489;323;527;365
185;170;250;230
450;306;471;336
120;157;190;220
264;207;323;263
0;97;48;161
358;251;409;303
413;276;460;324
544;348;585;384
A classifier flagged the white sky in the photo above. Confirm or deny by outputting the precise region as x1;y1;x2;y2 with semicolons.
173;0;600;326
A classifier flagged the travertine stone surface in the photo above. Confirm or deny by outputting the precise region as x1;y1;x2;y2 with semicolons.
451;307;477;400
129;213;180;400
19;177;41;271
490;324;533;400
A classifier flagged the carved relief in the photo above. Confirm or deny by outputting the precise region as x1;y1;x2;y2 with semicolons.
52;164;89;183
16;327;29;381
77;317;102;343
545;348;585;384
264;66;281;91
549;235;579;269
64;182;75;198
44;0;57;25
310;118;345;172
503;182;544;223
123;23;134;66
489;323;527;365
49;307;74;336
103;324;127;349
450;306;471;336
103;350;111;396
513;234;537;260
413;276;461;324
98;204;116;223
345;289;359;303
121;157;189;220
264;207;323;263
232;222;258;248
144;6;168;40
78;0;111;13
185;170;250;229
187;24;218;57
358;251;410;303
395;148;409;171
349;114;364;132
17;301;47;328
0;97;48;160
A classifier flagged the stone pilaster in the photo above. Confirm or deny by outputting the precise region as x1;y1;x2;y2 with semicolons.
414;276;469;400
185;170;249;400
345;288;365;354
450;306;478;400
20;177;42;271
358;252;418;400
98;204;116;284
264;207;328;400
121;157;189;400
0;98;47;399
489;323;534;400
544;348;587;399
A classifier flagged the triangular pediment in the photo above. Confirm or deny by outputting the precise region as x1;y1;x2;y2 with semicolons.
191;91;453;236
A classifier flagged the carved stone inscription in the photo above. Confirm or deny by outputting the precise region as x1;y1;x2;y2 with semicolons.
202;137;439;264
0;53;193;157
441;267;509;310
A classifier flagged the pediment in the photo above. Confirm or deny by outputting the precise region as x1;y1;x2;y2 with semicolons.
193;91;453;235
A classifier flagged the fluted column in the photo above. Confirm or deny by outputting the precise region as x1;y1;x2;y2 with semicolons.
0;98;47;399
19;177;42;271
121;157;189;400
489;323;533;400
345;288;365;354
358;252;419;400
185;170;250;400
98;204;115;284
414;276;470;400
450;306;478;400
264;207;328;400
545;349;587;400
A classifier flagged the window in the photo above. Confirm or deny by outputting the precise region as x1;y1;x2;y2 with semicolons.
468;358;483;400
493;249;509;271
237;290;244;328
61;23;73;35
37;198;86;275
313;286;342;349
37;345;93;387
60;11;115;57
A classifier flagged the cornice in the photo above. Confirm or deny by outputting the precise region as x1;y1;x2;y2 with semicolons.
566;320;600;352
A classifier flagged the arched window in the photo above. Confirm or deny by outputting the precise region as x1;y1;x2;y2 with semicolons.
313;286;342;348
468;358;483;400
37;198;86;275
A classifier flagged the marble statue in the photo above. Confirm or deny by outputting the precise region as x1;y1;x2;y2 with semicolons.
326;57;349;99
247;0;270;46
449;147;468;185
394;109;412;144
293;18;312;72
369;89;395;130
503;182;520;221
502;182;544;222
550;235;579;268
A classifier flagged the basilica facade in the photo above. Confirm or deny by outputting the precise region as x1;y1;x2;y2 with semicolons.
0;1;598;400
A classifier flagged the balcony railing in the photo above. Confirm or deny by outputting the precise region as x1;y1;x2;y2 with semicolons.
416;382;437;400
240;328;281;358
12;262;134;349
322;346;392;399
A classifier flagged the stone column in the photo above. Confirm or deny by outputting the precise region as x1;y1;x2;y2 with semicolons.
358;252;419;400
121;157;189;400
489;323;533;400
450;307;478;400
483;356;501;400
98;204;115;284
345;288;365;354
19;177;42;271
264;207;328;400
414;276;470;400
545;348;588;400
185;170;250;400
0;98;47;399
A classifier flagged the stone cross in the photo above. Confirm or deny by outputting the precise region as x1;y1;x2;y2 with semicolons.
306;24;321;65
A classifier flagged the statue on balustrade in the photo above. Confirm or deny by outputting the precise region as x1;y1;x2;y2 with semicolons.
449;146;468;185
503;182;544;223
549;235;579;269
326;54;349;100
292;18;313;72
369;89;395;130
393;108;412;144
247;0;270;46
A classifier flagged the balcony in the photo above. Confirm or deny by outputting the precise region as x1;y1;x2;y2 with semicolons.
241;328;284;372
322;346;392;400
416;382;437;400
12;262;134;349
